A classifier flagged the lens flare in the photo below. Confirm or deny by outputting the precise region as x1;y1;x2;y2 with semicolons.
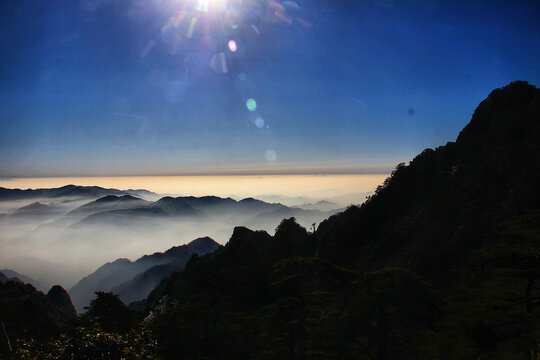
149;0;311;115
228;40;237;52
187;17;197;38
246;98;257;111
265;149;277;161
255;117;265;128
196;0;209;12
210;53;228;73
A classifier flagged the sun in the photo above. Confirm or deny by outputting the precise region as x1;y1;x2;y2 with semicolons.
194;0;228;12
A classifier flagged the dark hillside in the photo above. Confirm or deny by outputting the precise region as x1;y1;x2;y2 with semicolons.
316;81;540;280
0;282;76;354
144;81;540;359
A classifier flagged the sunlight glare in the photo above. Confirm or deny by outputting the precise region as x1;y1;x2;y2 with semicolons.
196;0;228;12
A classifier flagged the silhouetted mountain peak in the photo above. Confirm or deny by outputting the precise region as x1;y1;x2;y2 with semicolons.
315;81;540;273
456;81;540;162
112;258;132;265
187;236;216;246
0;281;77;344
275;217;308;237
143;237;220;263
95;195;141;203
70;237;220;311
176;236;220;253
13;202;55;216
151;197;200;216
47;285;77;318
223;226;274;261
239;197;262;204
68;195;152;218
230;226;258;239
17;202;47;210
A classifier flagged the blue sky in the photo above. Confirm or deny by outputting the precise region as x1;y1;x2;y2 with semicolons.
1;0;539;177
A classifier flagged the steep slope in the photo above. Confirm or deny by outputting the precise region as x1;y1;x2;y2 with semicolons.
112;237;221;304
144;219;312;309
316;81;540;278
143;81;540;360
111;263;182;305
69;237;220;312
69;258;137;313
47;285;78;319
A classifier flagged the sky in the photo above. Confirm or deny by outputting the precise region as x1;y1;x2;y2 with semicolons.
1;0;539;178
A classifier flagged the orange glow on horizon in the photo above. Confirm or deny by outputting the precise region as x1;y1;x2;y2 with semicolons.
0;174;388;204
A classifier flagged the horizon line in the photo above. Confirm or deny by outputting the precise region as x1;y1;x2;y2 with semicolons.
1;166;394;179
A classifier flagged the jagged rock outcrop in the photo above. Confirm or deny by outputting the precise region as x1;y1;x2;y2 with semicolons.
47;285;77;319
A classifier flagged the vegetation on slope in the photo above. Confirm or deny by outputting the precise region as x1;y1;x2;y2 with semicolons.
2;81;539;359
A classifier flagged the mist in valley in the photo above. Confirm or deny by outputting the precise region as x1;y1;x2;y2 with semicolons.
0;187;345;290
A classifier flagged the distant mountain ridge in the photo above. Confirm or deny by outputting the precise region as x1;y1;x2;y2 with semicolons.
110;238;223;305
69;237;220;312
0;185;158;202
1;185;335;229
14;202;56;215
73;194;331;227
0;271;20;284
68;195;151;216
2;187;340;288
0;268;51;291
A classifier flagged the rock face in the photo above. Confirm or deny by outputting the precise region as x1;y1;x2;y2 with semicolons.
47;285;77;319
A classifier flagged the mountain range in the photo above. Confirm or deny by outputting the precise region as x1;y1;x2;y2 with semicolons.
69;237;220;312
0;268;50;292
138;81;540;359
0;185;158;202
1;186;339;226
67;195;151;216
1;184;342;287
